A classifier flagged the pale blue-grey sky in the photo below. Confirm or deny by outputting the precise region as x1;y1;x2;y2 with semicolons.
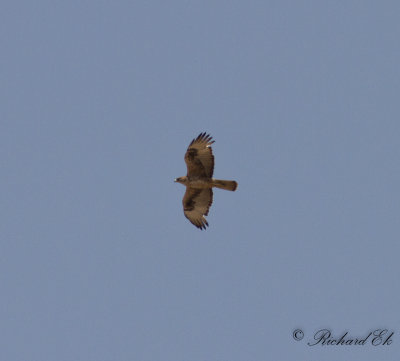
1;1;400;360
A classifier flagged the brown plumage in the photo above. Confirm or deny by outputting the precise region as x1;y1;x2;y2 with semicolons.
175;132;238;230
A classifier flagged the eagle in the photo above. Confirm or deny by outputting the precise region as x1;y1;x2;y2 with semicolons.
175;132;238;230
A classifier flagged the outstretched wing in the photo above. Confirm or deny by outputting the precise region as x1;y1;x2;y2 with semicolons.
182;187;213;230
184;132;215;178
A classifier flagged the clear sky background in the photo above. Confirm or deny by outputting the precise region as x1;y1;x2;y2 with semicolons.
1;1;399;360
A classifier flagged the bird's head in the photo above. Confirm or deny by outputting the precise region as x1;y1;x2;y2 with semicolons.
174;176;187;185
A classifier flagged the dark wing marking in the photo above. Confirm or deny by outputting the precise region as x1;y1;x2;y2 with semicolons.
182;187;213;230
184;132;215;178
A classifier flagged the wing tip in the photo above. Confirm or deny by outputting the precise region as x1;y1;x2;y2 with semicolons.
194;218;209;230
189;132;215;147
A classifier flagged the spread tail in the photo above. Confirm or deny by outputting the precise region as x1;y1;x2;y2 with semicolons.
212;179;238;191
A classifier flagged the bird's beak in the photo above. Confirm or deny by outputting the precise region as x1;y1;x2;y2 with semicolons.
174;178;177;182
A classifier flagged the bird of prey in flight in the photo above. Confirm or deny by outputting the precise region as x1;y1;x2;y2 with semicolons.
175;132;238;230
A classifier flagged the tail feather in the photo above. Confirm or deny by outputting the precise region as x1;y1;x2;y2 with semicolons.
212;179;238;191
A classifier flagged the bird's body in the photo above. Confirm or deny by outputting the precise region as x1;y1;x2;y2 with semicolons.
175;132;237;230
175;176;210;188
175;176;237;190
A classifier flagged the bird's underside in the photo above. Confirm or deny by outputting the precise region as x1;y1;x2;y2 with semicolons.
182;177;237;190
175;132;237;230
